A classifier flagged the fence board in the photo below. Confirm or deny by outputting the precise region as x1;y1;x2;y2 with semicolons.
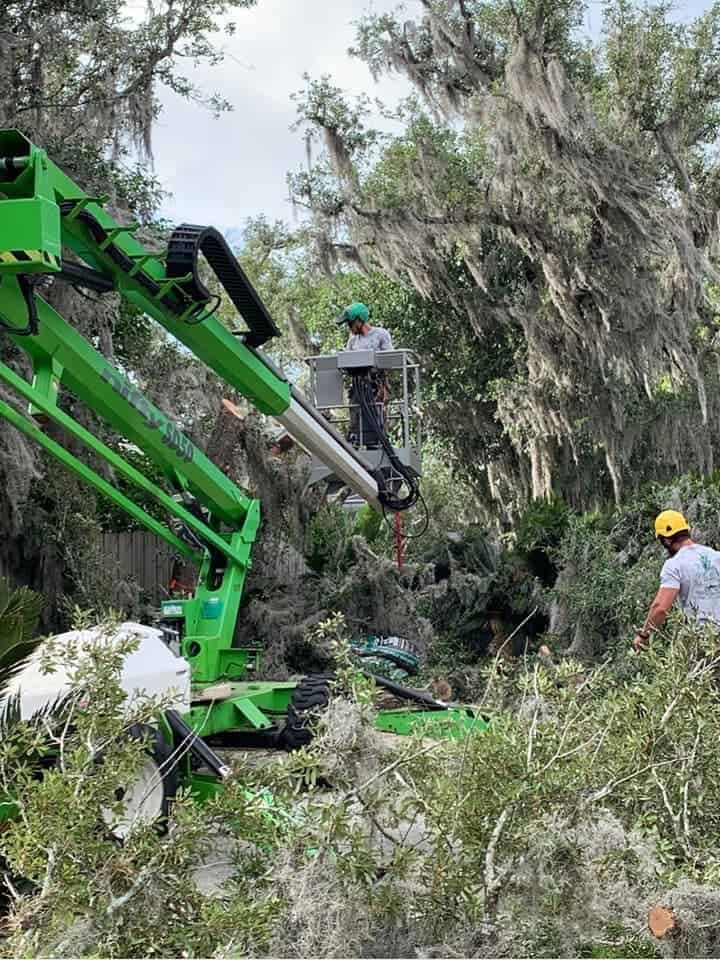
100;530;176;605
100;530;309;605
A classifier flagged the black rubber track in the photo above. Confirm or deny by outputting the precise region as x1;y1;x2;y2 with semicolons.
58;204;279;346
167;224;279;346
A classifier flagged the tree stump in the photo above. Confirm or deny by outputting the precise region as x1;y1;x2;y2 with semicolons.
648;905;679;939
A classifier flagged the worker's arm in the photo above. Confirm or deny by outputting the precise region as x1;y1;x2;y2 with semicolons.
633;586;679;651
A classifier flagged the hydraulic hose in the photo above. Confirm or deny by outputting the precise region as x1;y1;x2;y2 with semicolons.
352;372;421;511
363;671;449;710
58;202;195;317
0;274;39;336
165;709;232;779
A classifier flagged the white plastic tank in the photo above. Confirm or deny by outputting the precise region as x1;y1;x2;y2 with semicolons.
7;621;191;720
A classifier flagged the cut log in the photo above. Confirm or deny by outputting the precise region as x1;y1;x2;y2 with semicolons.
648;905;678;938
430;678;453;702
220;398;246;424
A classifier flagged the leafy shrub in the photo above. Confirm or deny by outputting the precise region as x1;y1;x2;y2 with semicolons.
0;618;285;957
515;496;572;554
515;496;572;585
5;609;720;958
551;474;720;655
352;504;385;548
304;504;354;575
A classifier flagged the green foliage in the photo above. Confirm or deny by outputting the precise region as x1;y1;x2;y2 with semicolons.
289;0;720;518
407;448;483;553
46;140;165;225
10;3;720;950
515;497;572;557
235;212;515;498
577;937;660;958
553;511;648;646
263;616;720;957
303;504;354;575
445;524;498;577
2;0;259;152
350;449;485;565
306;612;376;707
0;617;285;957
420;525;511;655
352;504;384;548
0;579;43;698
408;621;720;949
95;443;172;532
0;0;263;628
552;473;720;652
6;608;720;957
111;302;157;370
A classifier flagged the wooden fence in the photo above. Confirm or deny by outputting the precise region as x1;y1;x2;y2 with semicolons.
100;531;176;604
100;530;308;605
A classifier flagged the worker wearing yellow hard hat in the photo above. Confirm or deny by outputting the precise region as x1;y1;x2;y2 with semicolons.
653;510;691;540
634;510;720;651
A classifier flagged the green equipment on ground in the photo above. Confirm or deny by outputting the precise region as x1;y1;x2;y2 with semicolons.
351;634;421;682
0;129;485;829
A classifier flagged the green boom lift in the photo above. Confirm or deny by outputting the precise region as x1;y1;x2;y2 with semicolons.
0;130;485;823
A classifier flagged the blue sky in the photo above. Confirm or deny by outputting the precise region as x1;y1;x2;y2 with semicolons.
149;0;713;235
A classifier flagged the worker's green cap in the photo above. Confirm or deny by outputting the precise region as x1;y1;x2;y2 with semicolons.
336;302;370;326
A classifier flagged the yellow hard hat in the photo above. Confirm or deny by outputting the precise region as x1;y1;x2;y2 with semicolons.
654;510;690;539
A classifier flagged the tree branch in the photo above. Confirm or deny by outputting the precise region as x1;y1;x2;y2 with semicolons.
588;756;691;805
484;806;512;918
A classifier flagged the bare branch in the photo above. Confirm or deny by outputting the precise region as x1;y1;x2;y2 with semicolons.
345;739;446;800
484;806;513;918
588;756;691;805
526;663;540;771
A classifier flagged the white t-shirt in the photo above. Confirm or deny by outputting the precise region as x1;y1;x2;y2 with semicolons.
660;544;720;624
346;326;393;352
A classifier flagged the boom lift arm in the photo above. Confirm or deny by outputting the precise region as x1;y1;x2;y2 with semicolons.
0;128;393;689
0;129;382;509
0;129;477;766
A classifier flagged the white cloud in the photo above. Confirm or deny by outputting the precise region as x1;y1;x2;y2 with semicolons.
152;0;419;233
150;0;714;232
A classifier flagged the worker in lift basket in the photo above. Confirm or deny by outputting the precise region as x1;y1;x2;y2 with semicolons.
336;302;393;447
633;510;720;652
340;301;394;353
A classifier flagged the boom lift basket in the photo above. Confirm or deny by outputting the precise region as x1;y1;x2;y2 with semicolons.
304;348;422;502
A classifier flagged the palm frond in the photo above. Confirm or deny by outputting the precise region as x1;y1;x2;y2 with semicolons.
0;686;79;742
0;577;44;708
0;690;22;735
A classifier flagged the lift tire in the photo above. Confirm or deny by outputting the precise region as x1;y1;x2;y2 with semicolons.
100;723;178;840
280;674;334;751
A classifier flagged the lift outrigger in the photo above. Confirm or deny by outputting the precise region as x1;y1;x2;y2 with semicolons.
0;129;484;825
